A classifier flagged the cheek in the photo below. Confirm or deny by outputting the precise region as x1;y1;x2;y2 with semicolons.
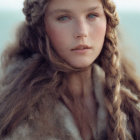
47;27;62;46
45;24;70;50
91;23;106;42
98;20;106;39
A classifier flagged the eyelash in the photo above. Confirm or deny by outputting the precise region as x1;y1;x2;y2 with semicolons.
57;16;70;21
57;13;97;22
87;13;96;19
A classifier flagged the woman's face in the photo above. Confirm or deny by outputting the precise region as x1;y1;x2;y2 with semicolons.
45;0;106;68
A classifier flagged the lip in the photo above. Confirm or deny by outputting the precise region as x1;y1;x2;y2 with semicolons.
71;45;92;51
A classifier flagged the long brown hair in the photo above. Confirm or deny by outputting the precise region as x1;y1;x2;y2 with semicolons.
0;0;140;139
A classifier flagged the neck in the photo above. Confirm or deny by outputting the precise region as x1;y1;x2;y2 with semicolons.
65;66;93;97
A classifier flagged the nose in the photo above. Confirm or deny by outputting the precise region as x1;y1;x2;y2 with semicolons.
73;19;88;39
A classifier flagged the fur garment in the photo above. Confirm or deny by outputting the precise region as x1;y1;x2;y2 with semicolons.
0;57;140;140
0;56;107;140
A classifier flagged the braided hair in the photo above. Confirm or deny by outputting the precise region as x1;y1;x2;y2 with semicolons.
0;0;140;139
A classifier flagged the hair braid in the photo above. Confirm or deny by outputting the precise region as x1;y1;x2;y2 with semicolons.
102;35;126;140
97;0;126;139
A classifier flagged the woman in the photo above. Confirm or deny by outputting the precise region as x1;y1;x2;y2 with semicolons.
0;0;140;139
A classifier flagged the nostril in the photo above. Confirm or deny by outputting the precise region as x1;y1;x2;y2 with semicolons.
74;33;87;39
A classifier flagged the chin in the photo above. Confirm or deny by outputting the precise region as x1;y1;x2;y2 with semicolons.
70;62;93;69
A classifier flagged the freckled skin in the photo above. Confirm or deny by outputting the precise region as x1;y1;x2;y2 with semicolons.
45;0;106;68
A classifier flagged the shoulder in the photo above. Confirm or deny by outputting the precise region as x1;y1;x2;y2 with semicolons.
2;94;82;140
0;53;43;92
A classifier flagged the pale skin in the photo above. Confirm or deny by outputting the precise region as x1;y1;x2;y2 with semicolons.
45;0;106;97
45;0;106;138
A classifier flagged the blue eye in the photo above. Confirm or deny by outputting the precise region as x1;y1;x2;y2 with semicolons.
87;14;95;19
57;16;69;21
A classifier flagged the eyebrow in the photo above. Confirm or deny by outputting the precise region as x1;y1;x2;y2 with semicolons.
48;6;101;15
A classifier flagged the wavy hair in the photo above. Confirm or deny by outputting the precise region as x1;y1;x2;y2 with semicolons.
0;0;140;139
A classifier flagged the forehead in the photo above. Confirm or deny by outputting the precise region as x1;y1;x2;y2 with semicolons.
47;0;103;10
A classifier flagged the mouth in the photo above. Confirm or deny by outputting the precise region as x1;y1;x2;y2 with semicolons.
71;45;92;51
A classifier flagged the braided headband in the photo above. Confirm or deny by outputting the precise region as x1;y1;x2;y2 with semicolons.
23;0;48;25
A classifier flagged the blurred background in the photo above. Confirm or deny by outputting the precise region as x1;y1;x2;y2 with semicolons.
0;0;140;72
